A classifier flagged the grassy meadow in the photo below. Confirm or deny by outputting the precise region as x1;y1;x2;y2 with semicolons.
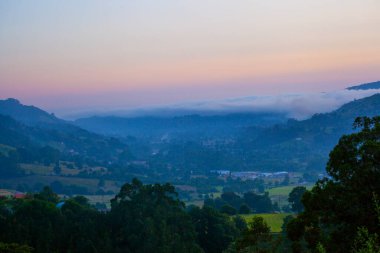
240;213;293;233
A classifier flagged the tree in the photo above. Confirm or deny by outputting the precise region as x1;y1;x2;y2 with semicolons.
0;242;33;253
221;204;237;215
239;204;251;214
34;186;59;203
110;178;202;253
189;205;239;253
352;227;380;253
60;196;108;253
221;192;243;210
288;186;307;213
233;216;275;253
244;192;274;213
8;199;62;253
286;117;380;252
233;215;248;232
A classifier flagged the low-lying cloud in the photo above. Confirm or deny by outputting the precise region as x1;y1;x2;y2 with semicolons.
64;88;380;120
168;88;380;120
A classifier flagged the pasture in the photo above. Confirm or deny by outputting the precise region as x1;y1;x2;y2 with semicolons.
240;213;293;233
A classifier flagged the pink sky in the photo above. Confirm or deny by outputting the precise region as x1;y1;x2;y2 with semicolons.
0;0;379;114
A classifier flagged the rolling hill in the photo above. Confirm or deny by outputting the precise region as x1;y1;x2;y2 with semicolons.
239;93;380;171
74;113;287;140
0;98;64;127
0;99;130;167
347;80;380;90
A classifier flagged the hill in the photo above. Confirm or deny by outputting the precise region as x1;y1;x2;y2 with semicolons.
73;93;380;173
239;93;380;171
74;113;287;140
0;100;131;175
0;98;64;127
347;80;380;90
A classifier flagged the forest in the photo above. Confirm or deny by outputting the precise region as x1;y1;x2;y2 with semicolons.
1;117;379;253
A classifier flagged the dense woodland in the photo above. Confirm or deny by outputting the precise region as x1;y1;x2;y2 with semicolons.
1;116;380;252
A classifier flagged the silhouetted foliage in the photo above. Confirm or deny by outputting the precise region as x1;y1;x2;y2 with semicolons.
188;205;239;253
288;186;307;213
286;117;380;252
109;178;202;253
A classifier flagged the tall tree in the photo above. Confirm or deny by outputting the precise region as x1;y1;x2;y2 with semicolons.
287;117;380;252
288;186;307;213
188;205;239;253
109;178;202;253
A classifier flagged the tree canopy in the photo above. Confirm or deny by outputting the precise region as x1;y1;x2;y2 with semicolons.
287;117;380;252
288;186;307;213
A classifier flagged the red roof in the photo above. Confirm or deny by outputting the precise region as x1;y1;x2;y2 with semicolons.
14;192;26;199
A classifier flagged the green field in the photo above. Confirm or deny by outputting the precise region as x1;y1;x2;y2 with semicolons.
240;213;293;233
211;186;223;198
267;184;314;208
0;175;120;194
267;184;313;196
21;163;84;176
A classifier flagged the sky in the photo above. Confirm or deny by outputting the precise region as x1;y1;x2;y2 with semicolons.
0;0;380;116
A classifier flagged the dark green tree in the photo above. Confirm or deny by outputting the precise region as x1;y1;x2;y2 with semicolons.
288;186;307;213
221;192;243;210
244;192;274;213
231;216;276;253
221;204;237;215
233;215;248;232
239;204;251;214
0;242;33;253
189;205;239;253
60;197;110;253
109;178;202;253
34;186;59;203
287;117;380;252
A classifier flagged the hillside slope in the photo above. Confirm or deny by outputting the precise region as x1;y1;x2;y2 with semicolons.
0;98;64;127
347;80;380;90
75;113;287;140
239;93;380;171
0;100;130;166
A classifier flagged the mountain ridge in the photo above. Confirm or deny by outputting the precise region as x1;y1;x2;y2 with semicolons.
347;80;380;90
0;101;130;166
0;98;64;127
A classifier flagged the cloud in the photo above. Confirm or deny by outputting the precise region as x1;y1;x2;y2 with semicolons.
168;88;380;119
63;88;380;120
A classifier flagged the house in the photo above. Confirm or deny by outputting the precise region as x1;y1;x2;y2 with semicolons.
0;189;26;199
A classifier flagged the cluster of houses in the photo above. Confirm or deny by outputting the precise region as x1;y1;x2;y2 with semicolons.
0;189;26;199
211;170;289;180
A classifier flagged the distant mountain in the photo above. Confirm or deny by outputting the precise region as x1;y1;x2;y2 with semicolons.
347;80;380;90
73;92;380;173
74;113;287;140
239;93;380;171
0;98;64;127
0;99;130;166
259;93;380;144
